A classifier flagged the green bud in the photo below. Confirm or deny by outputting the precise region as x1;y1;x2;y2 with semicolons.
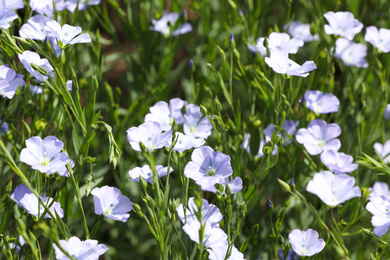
139;176;148;191
5;180;12;193
200;104;208;115
225;183;232;196
146;195;156;209
70;67;80;92
277;178;291;192
34;119;47;131
31;64;48;76
262;141;274;155
171;118;179;132
217;45;226;59
239;202;247;218
275;133;283;147
251;224;259;233
214;96;222;112
92;75;99;91
23;121;31;137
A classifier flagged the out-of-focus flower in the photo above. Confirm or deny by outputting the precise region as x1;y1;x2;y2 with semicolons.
369;182;390;200
265;47;317;77
288;229;325;256
0;120;9;135
306;171;361;206
2;0;24;10
11;184;64;218
20;136;72;175
296;119;341;155
183;104;212;139
374;140;390;163
267;32;304;54
366;195;390;236
145;98;188;131
324;11;363;40
176;197;223;226
64;0;101;13
182;222;228;249
384;104;390;120
263;120;299;146
247;37;267;56
30;85;44;94
184;146;233;190
53;236;108;260
171;132;205;153
128;165;172;183
302;90;340;114
208;245;246;260
320;149;358;174
365;26;390;53
334;38;368;68
91;186;133;222
45;20;91;48
0;65;25;99
0;2;17;29
242;134;278;158
18;51;55;82
126;121;172;152
285;21;319;42
66;80;72;92
150;12;192;37
29;0;67;17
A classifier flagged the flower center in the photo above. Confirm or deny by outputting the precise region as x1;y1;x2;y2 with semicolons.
104;203;115;215
317;140;326;147
40;152;50;166
190;125;197;133
206;166;216;176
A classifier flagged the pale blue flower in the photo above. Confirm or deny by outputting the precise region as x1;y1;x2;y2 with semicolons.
296;119;341;155
365;26;390;53
20;136;72;175
91;186;133;222
0;65;25;99
320;149;358;174
306;171;361;206
182;222;228;249
2;0;24;10
334;38;368;68
203;176;243;195
184;146;233;190
171;132;205;153
384;104;390;120
53;236;108;260
324;11;363;40
208;245;246;260
263;120;299;146
183;104;212;139
302;90;340;114
0;2;17;29
128;165;172;183
374;140;390;163
176;197;223;226
265;47;316;77
285;21;319;42
11;184;64;218
65;0;101;13
145;98;187;131
126;121;172;152
247;37;267;56
369;182;390;200
366;195;390;236
18;51;55;82
45;20;91;48
29;0;67;17
19;15;49;41
0;120;8;134
150;12;192;37
267;32;304;54
288;229;325;256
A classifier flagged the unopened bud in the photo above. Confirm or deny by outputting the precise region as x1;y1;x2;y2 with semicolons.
215;96;222;112
275;133;283;147
262;141;274;155
277;178;291;192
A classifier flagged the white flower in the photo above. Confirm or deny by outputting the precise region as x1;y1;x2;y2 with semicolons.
324;11;363;40
365;26;390;53
334;38;368;68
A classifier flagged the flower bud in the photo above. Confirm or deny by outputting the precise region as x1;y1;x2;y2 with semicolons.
214;96;222;112
262;141;274;155
275;133;283;147
277;178;291;192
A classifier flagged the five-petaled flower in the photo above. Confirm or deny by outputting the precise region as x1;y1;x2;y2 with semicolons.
91;186;133;222
288;229;325;256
